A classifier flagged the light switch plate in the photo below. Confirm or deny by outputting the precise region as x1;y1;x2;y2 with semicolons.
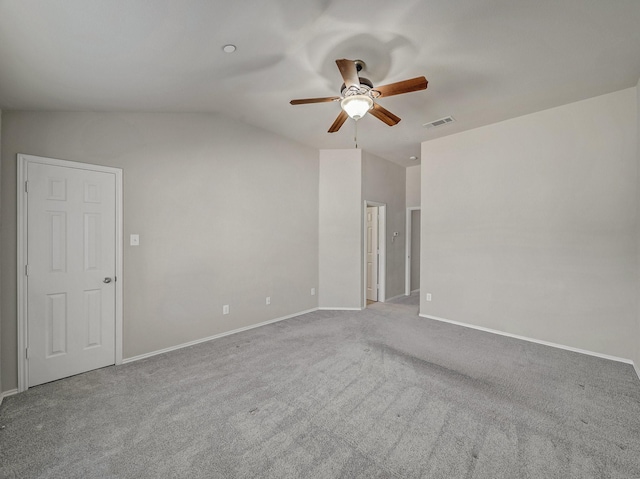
130;234;140;246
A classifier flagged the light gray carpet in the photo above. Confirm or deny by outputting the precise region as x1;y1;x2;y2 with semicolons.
2;297;640;478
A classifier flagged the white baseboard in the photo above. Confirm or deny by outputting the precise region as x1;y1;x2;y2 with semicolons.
419;313;634;366
634;362;640;381
410;289;420;294
317;307;364;311
385;294;406;302
123;308;318;364
0;388;18;406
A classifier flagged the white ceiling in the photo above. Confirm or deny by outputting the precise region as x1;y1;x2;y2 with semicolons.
1;0;640;167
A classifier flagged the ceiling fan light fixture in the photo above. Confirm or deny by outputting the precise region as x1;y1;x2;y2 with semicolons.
341;95;373;120
289;59;427;133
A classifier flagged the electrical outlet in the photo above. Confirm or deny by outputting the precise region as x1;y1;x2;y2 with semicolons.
311;287;315;296
266;297;271;305
223;304;230;315
426;293;432;301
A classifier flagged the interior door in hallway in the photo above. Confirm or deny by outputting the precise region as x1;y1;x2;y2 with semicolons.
26;161;117;387
411;209;421;292
366;206;379;302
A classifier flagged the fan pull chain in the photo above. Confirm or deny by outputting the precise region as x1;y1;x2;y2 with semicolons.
354;119;358;148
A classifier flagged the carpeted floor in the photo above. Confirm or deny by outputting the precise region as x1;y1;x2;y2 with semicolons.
2;295;640;478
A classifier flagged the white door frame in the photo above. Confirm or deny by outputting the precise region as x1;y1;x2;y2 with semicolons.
363;201;386;306
405;206;421;296
365;206;379;302
17;154;124;392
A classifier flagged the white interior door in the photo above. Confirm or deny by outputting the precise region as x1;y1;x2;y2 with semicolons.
27;161;117;387
366;206;379;301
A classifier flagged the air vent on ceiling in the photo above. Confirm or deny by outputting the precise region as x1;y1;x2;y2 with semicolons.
423;116;455;129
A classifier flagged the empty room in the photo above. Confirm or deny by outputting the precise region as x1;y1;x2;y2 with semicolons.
1;1;640;478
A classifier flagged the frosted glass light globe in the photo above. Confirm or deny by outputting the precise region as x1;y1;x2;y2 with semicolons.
341;95;373;120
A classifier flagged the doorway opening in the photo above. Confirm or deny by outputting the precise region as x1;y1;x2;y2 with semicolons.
363;201;386;308
405;207;421;296
17;154;123;392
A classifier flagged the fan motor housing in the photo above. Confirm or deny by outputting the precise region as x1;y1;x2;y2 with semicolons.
341;77;374;97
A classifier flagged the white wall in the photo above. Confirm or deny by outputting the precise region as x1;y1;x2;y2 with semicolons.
362;151;406;300
406;165;421;207
636;77;640;376
421;88;638;360
318;149;362;309
0;109;2;395
1;111;319;392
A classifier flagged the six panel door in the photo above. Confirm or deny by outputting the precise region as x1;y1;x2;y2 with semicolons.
27;162;116;387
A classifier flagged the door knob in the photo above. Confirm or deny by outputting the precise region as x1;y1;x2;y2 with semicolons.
103;277;112;283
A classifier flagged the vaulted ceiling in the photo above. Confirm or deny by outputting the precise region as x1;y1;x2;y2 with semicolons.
1;0;640;167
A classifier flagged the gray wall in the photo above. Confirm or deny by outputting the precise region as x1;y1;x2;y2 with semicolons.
406;165;420;208
362;151;406;301
0;109;2;395
1;111;319;392
407;165;421;295
318;149;362;309
636;77;640;376
411;210;420;292
421;88;638;360
317;149;407;308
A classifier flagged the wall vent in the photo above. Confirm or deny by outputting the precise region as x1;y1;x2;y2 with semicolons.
423;116;455;129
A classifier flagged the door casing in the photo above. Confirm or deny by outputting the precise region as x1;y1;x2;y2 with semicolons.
363;201;386;307
17;154;123;392
366;206;379;302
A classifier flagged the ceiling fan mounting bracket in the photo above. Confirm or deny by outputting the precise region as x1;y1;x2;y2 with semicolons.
354;59;366;73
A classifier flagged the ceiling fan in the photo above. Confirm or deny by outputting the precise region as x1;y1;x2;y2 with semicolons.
290;59;428;133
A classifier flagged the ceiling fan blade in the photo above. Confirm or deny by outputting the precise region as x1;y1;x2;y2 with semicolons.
290;96;340;105
336;59;360;89
370;103;401;126
328;110;349;133
374;76;428;98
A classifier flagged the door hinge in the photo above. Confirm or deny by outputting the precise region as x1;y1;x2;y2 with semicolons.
25;264;30;276
24;181;29;193
26;347;30;359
